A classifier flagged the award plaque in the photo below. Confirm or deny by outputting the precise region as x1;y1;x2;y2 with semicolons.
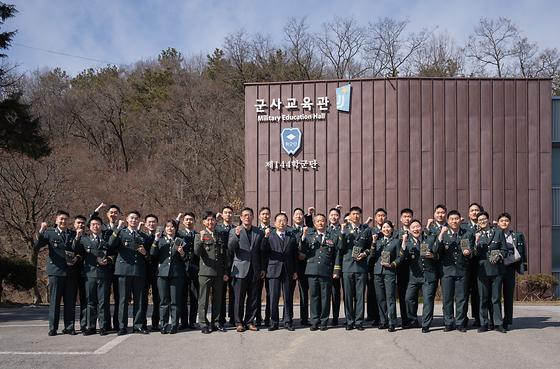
489;250;502;264
460;239;470;253
173;238;183;253
381;250;391;264
96;249;108;265
420;242;430;257
65;251;76;266
352;246;362;259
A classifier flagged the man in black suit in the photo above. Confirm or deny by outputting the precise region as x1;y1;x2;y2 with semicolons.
263;213;298;331
228;207;265;332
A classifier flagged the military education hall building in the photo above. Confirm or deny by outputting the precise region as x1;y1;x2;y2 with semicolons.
244;77;557;278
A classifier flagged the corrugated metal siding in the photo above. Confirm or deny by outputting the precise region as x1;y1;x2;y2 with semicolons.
245;78;553;274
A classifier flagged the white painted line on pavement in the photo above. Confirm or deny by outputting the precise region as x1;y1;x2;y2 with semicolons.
0;332;131;355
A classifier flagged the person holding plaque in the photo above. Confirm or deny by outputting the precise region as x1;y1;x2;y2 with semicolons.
462;202;484;328
496;212;527;331
402;219;438;333
337;206;370;330
434;210;474;332
74;216;115;335
151;220;188;334
474;211;508;333
368;220;404;332
108;211;150;335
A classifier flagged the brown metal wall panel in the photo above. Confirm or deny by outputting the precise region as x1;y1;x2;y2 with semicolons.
362;81;374;218
421;80;434;218
245;77;552;274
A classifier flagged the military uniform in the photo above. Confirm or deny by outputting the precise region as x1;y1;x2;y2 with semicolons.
327;223;343;325
256;224;273;326
35;227;79;334
74;232;115;332
394;228;411;327
502;231;527;329
178;228;198;328
143;231;160;331
365;225;381;325
434;228;474;329
369;234;403;327
288;224;310;325
151;235;187;332
403;234;438;329
108;227;150;333
302;229;340;329
461;220;481;326
338;223;370;329
475;228;508;329
194;229;229;330
216;223;236;326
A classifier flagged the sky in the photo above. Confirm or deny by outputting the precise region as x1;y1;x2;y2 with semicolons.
5;0;560;76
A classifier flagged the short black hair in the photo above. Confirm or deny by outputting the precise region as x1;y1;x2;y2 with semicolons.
349;206;362;214
410;219;422;226
145;214;159;222
468;202;483;211
400;208;414;216
328;207;341;216
127;210;141;218
259;206;271;214
434;204;447;212
375;208;387;215
293;207;304;214
314;213;327;220
497;212;511;221
89;216;103;224
275;212;288;221
382;220;394;229
222;205;234;212
447;210;461;219
241;207;254;216
56;210;70;217
108;205;121;213
74;215;86;222
184;212;196;219
477;211;490;220
201;210;216;220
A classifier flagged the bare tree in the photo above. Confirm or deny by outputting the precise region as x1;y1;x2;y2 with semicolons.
365;17;430;77
465;17;519;77
315;17;366;79
283;17;324;80
0;153;69;303
414;32;464;77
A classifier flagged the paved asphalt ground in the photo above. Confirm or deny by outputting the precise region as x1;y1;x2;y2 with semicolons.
0;303;559;369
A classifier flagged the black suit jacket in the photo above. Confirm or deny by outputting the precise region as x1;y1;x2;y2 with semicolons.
228;226;265;278
263;232;298;279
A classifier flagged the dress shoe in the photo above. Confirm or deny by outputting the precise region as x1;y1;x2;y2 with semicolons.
488;324;495;331
378;324;388;330
388;325;395;332
301;320;311;326
160;328;168;334
48;330;57;336
236;325;246;333
477;325;488;333
319;325;328;331
409;320;420;329
495;326;507;333
117;329;128;336
213;325;227;332
169;327;178;334
285;324;295;331
83;329;96;336
371;320;380;327
458;326;467;333
179;323;189;330
99;329;108;336
268;325;279;331
356;325;365;331
80;326;87;333
345;324;354;331
421;327;429;333
150;325;159;332
201;327;210;334
133;328;150;334
62;329;77;335
310;325;318;331
471;320;481;328
247;324;259;331
502;324;509;331
444;325;454;332
331;319;339;326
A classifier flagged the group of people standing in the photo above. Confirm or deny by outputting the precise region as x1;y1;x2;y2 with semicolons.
35;202;527;336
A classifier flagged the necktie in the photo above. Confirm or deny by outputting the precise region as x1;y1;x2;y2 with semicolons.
279;233;285;241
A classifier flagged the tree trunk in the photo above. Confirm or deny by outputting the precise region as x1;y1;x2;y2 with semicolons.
30;247;43;304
